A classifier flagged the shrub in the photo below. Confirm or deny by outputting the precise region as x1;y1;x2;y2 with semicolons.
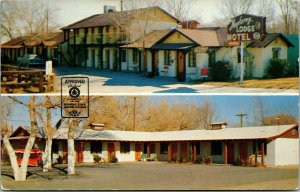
204;156;212;165
211;60;232;81
267;59;288;78
93;155;101;163
110;156;118;163
232;159;242;166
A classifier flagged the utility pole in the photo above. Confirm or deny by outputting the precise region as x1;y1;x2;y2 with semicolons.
120;0;123;11
236;113;247;127
46;9;49;34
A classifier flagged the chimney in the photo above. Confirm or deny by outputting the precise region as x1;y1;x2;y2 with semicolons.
209;122;227;130
104;5;116;13
90;123;106;131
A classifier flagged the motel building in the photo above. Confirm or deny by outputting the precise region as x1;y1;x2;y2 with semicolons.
3;124;299;167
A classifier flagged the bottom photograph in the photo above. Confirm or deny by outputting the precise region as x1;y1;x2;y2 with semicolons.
0;95;299;190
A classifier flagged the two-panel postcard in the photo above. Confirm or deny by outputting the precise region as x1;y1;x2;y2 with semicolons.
0;0;299;190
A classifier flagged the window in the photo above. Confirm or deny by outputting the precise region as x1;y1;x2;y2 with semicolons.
160;143;168;154
188;49;196;67
253;140;267;155
164;50;171;65
211;141;222;155
52;142;59;153
196;143;201;155
272;47;281;59
105;26;110;33
132;49;138;63
91;141;102;153
75;29;79;35
122;49;127;62
120;142;130;153
208;49;216;67
98;27;102;33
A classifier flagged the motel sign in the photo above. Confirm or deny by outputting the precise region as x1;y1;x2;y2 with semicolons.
227;14;266;42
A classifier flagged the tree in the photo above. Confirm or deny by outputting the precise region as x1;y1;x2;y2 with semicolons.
263;113;298;125
276;0;299;34
0;0;60;41
2;96;38;181
163;0;200;22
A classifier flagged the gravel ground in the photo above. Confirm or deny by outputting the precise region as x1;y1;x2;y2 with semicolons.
1;162;298;190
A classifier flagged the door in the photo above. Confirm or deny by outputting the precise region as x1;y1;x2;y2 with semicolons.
239;142;248;162
135;143;141;161
91;49;95;67
150;144;155;154
177;51;185;81
62;141;68;164
107;142;115;160
227;143;235;164
105;49;110;69
171;143;178;160
181;143;187;159
75;141;84;163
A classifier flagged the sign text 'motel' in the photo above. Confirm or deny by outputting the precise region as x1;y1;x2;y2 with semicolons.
227;14;266;42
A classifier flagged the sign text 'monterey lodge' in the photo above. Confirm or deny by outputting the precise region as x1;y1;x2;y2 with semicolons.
227;14;266;42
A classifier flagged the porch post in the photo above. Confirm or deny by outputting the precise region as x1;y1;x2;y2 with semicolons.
261;142;264;166
193;143;197;163
167;143;171;162
73;29;76;66
150;50;155;77
224;142;228;164
84;28;88;67
255;141;258;165
147;143;150;158
138;50;142;73
183;51;187;82
118;48;122;71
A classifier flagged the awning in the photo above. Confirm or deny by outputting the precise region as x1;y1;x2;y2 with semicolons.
151;43;196;50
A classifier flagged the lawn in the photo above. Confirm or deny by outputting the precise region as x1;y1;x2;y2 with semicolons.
202;77;299;90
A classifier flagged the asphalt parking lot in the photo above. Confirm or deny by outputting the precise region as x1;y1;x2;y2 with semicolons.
1;162;298;190
54;67;298;94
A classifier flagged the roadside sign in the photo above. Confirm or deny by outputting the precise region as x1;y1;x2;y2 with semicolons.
227;14;266;42
46;60;53;75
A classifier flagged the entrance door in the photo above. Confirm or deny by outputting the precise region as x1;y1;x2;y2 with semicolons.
171;143;178;160
62;142;68;164
91;49;95;67
105;50;110;69
135;143;141;161
107;142;115;161
227;143;235;164
75;141;84;163
177;51;185;81
239;142;248;162
181;143;187;159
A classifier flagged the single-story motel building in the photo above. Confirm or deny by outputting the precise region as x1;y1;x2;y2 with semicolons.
3;124;299;167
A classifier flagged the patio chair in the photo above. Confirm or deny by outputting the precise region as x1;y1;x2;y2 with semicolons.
147;153;158;161
139;154;147;161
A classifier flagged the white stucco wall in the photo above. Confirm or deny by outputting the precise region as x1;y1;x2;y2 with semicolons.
274;138;299;166
116;142;136;162
157;50;177;77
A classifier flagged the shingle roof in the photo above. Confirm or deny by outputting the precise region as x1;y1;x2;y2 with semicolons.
247;33;294;48
61;6;179;30
53;124;297;142
1;32;64;48
177;28;220;47
122;30;171;48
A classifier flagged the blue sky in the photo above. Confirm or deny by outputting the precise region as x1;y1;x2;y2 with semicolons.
3;95;298;130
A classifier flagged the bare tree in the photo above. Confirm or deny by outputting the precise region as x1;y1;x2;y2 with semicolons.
163;0;200;22
263;113;298;125
2;96;38;181
0;0;61;41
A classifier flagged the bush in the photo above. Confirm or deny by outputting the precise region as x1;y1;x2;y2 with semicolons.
232;159;242;166
204;156;212;164
267;59;288;78
93;155;101;163
211;60;232;81
110;156;118;163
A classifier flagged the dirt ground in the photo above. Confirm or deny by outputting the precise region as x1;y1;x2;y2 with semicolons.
202;77;299;90
1;162;299;190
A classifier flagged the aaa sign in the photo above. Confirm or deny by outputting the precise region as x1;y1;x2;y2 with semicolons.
227;14;266;42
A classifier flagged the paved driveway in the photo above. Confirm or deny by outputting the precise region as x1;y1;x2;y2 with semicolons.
2;163;298;190
54;67;298;94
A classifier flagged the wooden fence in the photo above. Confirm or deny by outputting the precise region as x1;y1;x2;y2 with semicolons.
1;64;54;93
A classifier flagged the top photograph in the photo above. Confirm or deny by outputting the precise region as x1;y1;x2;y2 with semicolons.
1;0;299;94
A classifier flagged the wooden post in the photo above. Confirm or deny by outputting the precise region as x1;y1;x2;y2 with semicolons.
261;142;264;166
167;143;171;162
147;143;150;158
224;142;228;164
39;71;44;92
255;141;258;165
193;143;197;163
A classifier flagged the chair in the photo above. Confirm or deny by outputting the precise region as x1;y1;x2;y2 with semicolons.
147;153;158;161
139;154;147;161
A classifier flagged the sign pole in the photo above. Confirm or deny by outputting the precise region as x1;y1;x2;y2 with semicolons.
240;41;243;84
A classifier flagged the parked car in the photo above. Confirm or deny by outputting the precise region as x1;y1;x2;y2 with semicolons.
18;54;44;68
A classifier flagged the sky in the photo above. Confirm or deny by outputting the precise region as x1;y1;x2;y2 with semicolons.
49;0;220;28
3;95;298;130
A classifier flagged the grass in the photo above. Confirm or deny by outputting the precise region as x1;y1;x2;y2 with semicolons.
202;77;299;90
